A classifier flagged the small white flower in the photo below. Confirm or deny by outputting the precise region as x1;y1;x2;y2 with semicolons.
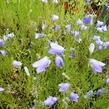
89;43;95;54
52;0;58;4
65;24;71;32
42;0;48;3
77;19;83;25
80;25;88;30
51;15;59;22
0;87;5;92
24;66;30;76
3;33;15;41
96;20;104;27
13;60;22;68
35;33;45;39
0;50;7;56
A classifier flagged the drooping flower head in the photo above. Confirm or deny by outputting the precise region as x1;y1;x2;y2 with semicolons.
3;33;15;41
96;88;105;96
32;56;51;74
0;38;5;47
52;0;58;4
12;60;22;68
42;0;48;4
83;15;91;24
44;96;57;107
51;15;59;22
65;24;71;32
77;19;83;25
52;25;61;32
35;33;45;39
0;50;7;56
89;43;95;54
0;87;5;92
58;83;70;92
55;55;64;68
70;92;79;102
48;42;65;56
84;90;93;99
89;59;106;74
104;41;109;48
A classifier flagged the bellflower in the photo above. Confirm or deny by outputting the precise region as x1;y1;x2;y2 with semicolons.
44;96;57;107
96;20;104;27
84;90;93;99
52;0;58;4
89;43;95;54
71;31;81;43
98;45;103;50
24;66;30;76
48;42;65;56
69;48;76;58
70;92;79;102
3;33;15;41
0;50;7;56
77;19;83;25
97;25;107;32
55;55;64;68
80;24;88;30
96;88;105;96
58;83;70;92
93;35;100;41
65;24;71;32
35;33;45;39
32;56;51;74
52;25;60;31
89;59;106;74
104;41;109;48
51;15;59;22
42;0;48;3
0;38;5;47
0;87;5;92
83;15;91;24
105;78;109;83
12;60;22;68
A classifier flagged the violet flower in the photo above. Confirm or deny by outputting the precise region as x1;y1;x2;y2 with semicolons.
3;33;15;41
77;19;83;25
44;96;57;107
105;78;109;83
104;41;109;48
96;88;105;96
96;20;104;27
32;56;51;74
0;38;5;47
84;90;93;99
52;25;61;31
0;50;7;56
48;42;65;56
83;15;91;24
51;15;59;22
65;24;71;32
89;59;106;74
70;92;79;102
12;60;22;68
55;55;64;68
0;87;5;92
58;83;70;92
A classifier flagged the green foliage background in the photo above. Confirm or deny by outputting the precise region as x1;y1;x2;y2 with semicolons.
0;0;109;109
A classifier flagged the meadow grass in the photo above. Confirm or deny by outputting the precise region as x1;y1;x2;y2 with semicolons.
0;0;109;109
